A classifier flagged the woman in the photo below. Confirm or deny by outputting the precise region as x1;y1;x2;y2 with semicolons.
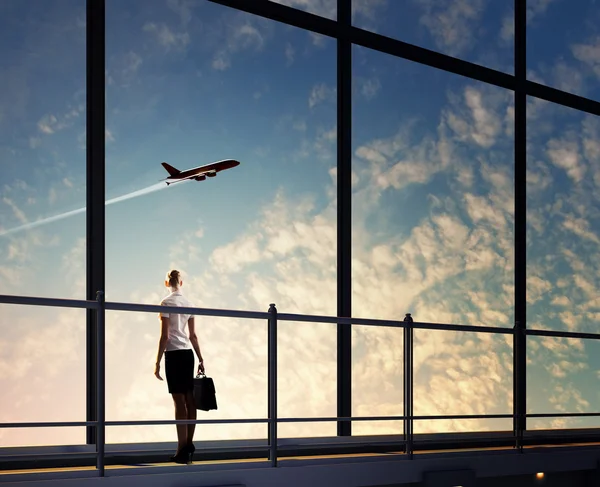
154;269;205;464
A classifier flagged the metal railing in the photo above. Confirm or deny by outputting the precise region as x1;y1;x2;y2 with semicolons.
3;292;600;477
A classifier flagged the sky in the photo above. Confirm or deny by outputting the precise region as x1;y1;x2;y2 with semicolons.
1;0;600;448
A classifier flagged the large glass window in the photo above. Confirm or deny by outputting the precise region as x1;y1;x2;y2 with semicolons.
351;44;514;434
105;0;337;443
0;0;86;447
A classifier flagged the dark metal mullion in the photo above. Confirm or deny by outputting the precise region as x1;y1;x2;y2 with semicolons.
210;0;600;119
337;0;352;438
514;0;527;453
86;0;106;445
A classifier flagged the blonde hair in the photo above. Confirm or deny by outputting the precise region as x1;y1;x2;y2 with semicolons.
166;269;181;288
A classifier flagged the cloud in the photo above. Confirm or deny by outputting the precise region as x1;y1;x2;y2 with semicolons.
413;0;485;57
527;0;558;23
2;197;28;225
499;13;514;44
571;36;600;79
444;85;509;149
546;135;585;184
167;0;196;26
357;77;381;100
143;22;190;51
37;103;84;135
212;22;265;71
308;83;336;108
106;51;143;87
285;42;295;66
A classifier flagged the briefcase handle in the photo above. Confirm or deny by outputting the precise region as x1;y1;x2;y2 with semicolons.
196;372;207;379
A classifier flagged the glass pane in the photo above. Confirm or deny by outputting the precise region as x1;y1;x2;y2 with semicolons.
527;0;600;101
106;313;267;443
0;0;86;300
527;336;599;430
413;330;512;434
352;0;514;74
351;44;514;435
527;100;600;334
352;326;404;436
351;44;515;328
105;1;337;443
0;305;86;447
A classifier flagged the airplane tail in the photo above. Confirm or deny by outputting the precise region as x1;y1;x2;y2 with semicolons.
161;162;180;176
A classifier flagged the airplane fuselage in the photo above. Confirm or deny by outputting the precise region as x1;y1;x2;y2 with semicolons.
162;159;240;185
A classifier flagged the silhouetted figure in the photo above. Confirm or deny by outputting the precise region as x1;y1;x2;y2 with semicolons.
154;269;205;464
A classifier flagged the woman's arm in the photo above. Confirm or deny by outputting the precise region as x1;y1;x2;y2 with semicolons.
188;317;205;373
154;317;170;379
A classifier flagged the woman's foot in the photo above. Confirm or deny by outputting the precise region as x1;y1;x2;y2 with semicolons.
170;446;190;464
186;442;195;463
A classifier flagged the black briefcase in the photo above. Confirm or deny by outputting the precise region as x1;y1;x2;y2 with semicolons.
193;373;218;411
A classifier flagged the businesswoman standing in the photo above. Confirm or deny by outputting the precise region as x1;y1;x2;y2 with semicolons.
154;269;205;464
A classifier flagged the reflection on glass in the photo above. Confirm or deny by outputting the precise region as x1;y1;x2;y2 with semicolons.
352;0;514;73
527;0;600;101
105;1;336;443
527;336;598;430
0;305;86;447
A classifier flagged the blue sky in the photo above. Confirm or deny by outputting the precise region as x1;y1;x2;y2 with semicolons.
1;0;600;448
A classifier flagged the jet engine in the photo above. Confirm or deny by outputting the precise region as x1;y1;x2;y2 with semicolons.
207;171;217;177
195;175;206;181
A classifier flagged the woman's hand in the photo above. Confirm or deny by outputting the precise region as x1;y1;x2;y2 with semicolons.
154;362;163;380
197;360;205;375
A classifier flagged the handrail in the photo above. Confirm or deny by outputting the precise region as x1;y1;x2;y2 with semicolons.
4;289;600;474
3;292;600;340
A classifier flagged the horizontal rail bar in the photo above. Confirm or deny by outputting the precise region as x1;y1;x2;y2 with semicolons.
279;313;514;335
106;419;268;426
0;294;99;310
527;412;600;418
525;328;600;340
5;413;599;430
0;421;98;428
7;293;600;344
412;414;513;421
106;301;269;320
6;292;600;342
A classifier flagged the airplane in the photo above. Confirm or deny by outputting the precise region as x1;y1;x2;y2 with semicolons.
160;159;240;185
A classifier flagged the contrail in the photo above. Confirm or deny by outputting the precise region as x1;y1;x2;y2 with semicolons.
0;181;176;237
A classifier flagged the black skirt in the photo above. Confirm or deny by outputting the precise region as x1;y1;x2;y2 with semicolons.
164;349;194;394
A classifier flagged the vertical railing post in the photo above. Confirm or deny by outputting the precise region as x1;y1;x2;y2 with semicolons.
403;313;414;458
268;303;278;467
96;290;106;476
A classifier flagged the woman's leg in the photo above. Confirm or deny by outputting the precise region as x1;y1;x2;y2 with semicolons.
171;393;188;452
185;391;197;446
